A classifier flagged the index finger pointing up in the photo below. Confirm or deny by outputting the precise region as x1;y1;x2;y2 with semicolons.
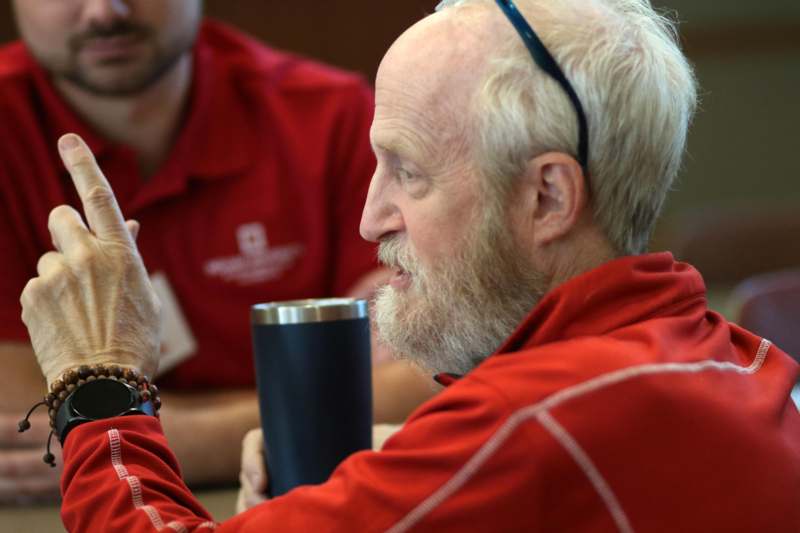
58;133;131;243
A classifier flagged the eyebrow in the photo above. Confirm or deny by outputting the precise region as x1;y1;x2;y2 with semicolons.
371;128;438;167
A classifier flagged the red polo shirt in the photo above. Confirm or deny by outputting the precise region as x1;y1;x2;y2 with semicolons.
0;20;378;387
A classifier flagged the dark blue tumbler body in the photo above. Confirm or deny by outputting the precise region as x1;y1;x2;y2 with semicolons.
251;298;372;497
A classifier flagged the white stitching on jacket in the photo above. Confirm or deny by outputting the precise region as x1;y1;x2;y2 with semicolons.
537;410;633;533
385;339;771;533
106;428;178;531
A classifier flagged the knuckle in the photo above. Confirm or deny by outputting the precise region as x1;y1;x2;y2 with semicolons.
70;246;96;270
47;205;72;228
20;278;41;307
84;185;114;209
71;155;97;173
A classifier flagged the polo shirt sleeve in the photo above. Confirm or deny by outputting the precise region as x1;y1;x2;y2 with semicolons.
327;80;379;296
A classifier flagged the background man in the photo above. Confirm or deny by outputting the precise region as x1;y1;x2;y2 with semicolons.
17;0;800;530
0;0;433;502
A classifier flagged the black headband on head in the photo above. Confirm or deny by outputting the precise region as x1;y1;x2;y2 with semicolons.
494;0;589;173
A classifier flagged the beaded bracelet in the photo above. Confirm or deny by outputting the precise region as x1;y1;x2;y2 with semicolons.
18;364;161;467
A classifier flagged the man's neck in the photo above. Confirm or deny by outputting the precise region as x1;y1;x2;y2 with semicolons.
54;54;194;180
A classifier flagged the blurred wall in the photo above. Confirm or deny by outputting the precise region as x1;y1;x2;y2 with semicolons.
1;0;798;256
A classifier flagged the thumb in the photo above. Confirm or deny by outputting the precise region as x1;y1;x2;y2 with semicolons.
125;219;141;242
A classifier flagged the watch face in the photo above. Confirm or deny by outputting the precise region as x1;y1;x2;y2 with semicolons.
72;379;136;419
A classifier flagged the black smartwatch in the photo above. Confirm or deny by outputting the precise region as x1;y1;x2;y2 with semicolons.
55;378;156;444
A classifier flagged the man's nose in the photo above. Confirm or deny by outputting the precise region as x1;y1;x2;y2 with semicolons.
360;176;403;243
83;0;131;25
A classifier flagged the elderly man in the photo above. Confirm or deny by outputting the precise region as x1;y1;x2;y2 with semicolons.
1;0;433;501
19;0;800;531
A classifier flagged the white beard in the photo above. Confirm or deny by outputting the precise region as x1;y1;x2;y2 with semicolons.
374;206;545;376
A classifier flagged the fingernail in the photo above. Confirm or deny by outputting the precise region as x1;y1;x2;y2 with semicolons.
59;135;79;151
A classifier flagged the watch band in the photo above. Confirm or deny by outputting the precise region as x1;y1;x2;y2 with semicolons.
56;378;156;445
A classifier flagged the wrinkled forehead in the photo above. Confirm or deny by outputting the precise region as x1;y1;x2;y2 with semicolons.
372;7;504;151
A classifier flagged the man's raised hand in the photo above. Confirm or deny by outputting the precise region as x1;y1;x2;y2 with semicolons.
20;134;161;387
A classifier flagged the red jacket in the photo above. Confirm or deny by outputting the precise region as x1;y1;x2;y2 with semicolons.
60;253;800;532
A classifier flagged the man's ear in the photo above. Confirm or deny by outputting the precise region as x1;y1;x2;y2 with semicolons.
514;152;589;247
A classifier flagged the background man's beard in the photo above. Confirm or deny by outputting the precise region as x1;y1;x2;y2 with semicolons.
374;206;546;376
55;21;196;97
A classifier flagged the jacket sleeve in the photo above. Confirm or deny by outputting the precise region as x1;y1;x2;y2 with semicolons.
60;377;550;533
61;417;217;532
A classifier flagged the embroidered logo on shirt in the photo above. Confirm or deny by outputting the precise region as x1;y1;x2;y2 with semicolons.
203;222;304;285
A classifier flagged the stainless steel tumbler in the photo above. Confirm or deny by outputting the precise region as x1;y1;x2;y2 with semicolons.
250;298;372;497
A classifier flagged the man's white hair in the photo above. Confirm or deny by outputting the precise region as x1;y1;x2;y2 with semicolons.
436;0;698;255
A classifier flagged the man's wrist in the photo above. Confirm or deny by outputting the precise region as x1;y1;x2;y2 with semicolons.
56;378;157;445
17;364;162;467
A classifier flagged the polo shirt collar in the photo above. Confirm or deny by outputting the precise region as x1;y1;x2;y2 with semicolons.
496;252;707;354
172;26;253;180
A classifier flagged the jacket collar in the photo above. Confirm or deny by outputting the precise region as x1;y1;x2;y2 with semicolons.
434;253;706;387
496;252;707;354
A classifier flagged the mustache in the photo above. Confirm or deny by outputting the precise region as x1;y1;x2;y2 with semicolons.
378;238;416;274
68;21;150;50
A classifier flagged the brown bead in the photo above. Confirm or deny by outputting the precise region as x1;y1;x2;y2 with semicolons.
48;408;56;419
97;375;107;380
58;390;68;401
63;369;78;385
86;375;96;382
66;383;76;393
52;399;60;410
77;365;92;379
148;384;159;396
93;365;107;376
77;379;86;388
51;380;65;394
46;393;56;406
153;397;162;410
108;375;118;381
137;375;146;385
109;365;122;378
122;368;136;381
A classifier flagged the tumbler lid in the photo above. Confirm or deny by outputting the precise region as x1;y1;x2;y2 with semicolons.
251;298;368;325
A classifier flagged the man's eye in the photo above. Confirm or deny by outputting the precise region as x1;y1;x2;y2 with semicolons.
397;168;415;182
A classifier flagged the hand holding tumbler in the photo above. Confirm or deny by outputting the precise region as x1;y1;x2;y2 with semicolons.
251;298;372;497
